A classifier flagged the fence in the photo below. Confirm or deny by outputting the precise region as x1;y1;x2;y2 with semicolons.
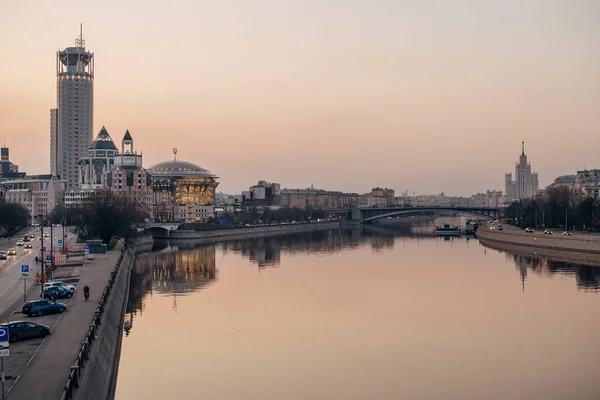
60;248;133;400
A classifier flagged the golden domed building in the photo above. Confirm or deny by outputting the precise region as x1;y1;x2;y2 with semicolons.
149;149;219;222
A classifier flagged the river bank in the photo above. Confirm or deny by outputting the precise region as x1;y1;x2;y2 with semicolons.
152;221;340;243
477;225;600;262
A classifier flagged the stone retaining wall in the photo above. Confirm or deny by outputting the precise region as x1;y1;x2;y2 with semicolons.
476;226;600;254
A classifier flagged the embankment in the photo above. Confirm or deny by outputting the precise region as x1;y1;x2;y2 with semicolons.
477;227;600;266
72;237;152;400
158;221;340;244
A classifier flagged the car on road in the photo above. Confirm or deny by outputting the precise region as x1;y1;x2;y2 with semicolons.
525;228;534;233
16;240;24;246
43;233;50;238
43;286;73;299
544;230;553;235
7;248;17;256
1;321;50;342
45;281;76;293
24;243;32;249
29;233;35;238
562;231;572;236
0;251;6;260
497;225;503;231
22;300;67;317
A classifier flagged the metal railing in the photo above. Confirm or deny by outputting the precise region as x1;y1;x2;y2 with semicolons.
60;250;127;400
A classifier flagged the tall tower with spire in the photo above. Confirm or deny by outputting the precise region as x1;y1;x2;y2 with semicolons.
50;24;94;188
505;141;540;199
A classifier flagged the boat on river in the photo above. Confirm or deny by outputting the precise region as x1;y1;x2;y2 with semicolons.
433;224;461;236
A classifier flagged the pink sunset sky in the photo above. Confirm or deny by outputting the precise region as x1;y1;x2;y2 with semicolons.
1;0;599;195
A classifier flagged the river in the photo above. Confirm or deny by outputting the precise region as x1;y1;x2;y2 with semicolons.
115;219;600;400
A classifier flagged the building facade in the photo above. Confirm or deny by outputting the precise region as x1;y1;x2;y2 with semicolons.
576;170;600;199
505;142;539;200
242;180;281;206
280;188;358;209
77;126;118;188
50;27;94;188
4;175;67;223
0;146;25;180
149;151;219;223
103;131;154;218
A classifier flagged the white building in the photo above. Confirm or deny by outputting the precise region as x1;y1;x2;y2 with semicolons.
505;142;539;200
485;190;504;208
4;175;66;224
50;26;94;188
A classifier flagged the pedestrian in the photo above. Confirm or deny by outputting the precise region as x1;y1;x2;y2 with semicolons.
35;256;39;264
83;284;90;301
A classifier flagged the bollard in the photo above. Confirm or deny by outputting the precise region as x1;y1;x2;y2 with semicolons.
82;340;89;360
71;365;80;388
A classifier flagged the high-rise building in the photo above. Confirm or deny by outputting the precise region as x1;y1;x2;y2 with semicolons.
50;25;94;188
505;142;539;200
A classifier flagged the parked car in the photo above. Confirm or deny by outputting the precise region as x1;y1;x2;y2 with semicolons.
7;248;16;256
16;240;24;246
44;281;76;292
24;243;32;249
0;251;6;260
1;321;50;342
544;230;553;235
22;300;67;317
43;286;73;299
525;228;534;233
562;231;572;236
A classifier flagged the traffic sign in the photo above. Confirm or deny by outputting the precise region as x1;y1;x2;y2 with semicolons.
21;265;30;276
46;255;52;261
84;245;89;250
58;239;63;245
0;326;9;356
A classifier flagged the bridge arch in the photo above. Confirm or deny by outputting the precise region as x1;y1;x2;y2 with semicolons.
361;207;498;223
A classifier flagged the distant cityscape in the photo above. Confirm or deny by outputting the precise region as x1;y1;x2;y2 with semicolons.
1;29;599;225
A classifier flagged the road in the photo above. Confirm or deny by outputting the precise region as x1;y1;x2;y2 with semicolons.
0;226;74;322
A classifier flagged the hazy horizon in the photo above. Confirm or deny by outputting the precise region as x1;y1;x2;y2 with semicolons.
1;0;599;196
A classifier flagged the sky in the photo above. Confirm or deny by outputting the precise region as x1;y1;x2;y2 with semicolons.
1;0;599;196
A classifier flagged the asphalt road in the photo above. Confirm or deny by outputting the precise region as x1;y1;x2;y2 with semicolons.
0;227;75;323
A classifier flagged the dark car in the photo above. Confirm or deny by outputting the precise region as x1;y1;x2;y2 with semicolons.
1;321;50;342
0;251;6;260
43;287;73;300
22;300;67;317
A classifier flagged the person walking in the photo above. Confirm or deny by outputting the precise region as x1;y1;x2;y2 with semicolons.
83;284;90;301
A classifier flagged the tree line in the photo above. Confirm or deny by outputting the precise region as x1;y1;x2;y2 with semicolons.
504;186;600;230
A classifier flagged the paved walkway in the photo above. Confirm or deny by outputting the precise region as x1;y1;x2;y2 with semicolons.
5;245;122;400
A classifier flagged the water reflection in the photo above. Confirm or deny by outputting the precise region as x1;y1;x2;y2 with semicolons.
125;245;217;334
509;254;600;292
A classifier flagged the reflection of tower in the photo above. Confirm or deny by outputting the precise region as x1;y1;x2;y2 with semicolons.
51;24;94;188
517;256;528;293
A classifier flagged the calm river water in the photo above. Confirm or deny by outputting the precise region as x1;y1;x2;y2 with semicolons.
115;219;600;400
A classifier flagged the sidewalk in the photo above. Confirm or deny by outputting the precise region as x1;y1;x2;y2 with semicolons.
5;245;123;400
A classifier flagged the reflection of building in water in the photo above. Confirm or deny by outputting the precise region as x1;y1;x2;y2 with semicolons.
370;236;395;252
507;253;600;292
126;245;218;332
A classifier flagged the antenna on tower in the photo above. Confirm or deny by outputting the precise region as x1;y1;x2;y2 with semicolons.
75;23;85;48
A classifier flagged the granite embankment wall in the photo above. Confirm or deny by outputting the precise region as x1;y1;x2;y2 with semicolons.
477;227;600;266
157;221;340;243
73;236;153;400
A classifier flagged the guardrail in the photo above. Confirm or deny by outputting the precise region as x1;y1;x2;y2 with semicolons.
60;249;127;400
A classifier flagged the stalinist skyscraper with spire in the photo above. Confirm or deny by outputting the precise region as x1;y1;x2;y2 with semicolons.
505;142;539;200
50;25;94;188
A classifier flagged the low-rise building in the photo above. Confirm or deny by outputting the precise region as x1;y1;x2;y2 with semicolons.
280;187;358;209
4;175;66;223
243;180;281;206
485;190;504;208
576;169;600;199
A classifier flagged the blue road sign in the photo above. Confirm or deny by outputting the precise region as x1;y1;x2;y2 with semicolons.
46;255;52;261
0;326;9;355
21;265;30;275
84;245;89;250
58;239;63;245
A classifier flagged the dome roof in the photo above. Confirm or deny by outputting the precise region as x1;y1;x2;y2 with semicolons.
90;127;118;150
149;160;217;178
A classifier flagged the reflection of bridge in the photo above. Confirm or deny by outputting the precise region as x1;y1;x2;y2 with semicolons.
145;223;181;236
344;206;499;223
